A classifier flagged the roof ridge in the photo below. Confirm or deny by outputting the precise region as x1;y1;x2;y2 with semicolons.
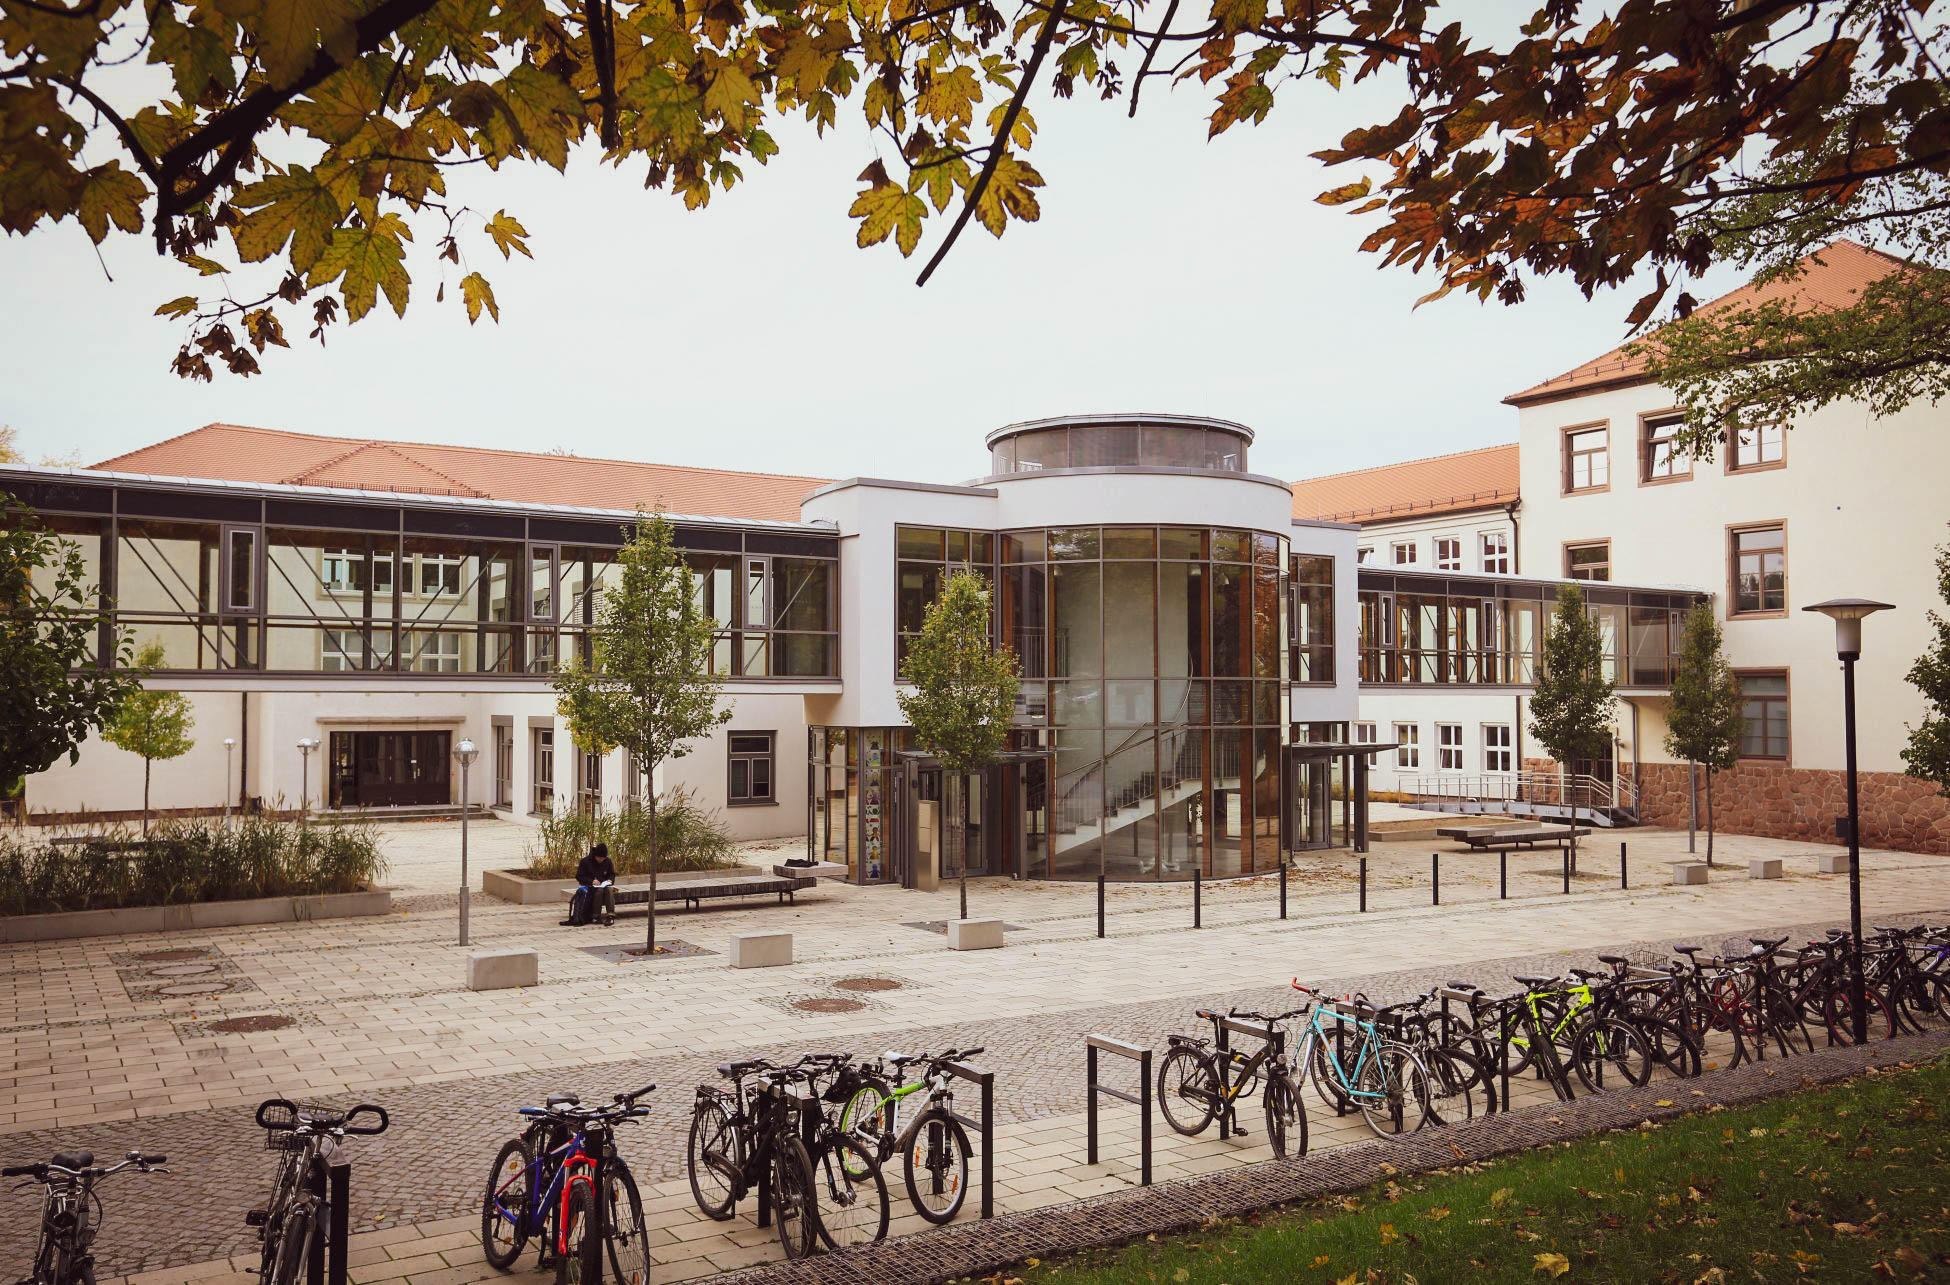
284;439;377;486
363;441;488;497
91;420;242;469
1289;441;1517;487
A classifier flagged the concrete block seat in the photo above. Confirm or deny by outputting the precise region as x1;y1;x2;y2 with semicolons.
730;932;793;968
558;872;816;913
948;919;1005;950
1672;861;1709;886
1749;857;1785;880
468;948;539;991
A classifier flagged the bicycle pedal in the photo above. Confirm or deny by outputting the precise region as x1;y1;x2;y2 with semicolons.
244;1208;267;1227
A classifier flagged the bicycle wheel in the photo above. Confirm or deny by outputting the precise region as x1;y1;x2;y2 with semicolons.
1355;1046;1431;1138
601;1162;653;1285
558;1181;603;1285
813;1133;890;1250
1572;1017;1652;1091
1423;1048;1483;1127
687;1094;742;1221
1306;1031;1356;1114
1823;981;1898;1045
480;1137;532;1270
902;1108;971;1225
1635;1015;1702;1079
1157;1046;1218;1137
838;1077;893;1175
769;1133;819;1261
267;1205;313;1285
1261;1073;1307;1160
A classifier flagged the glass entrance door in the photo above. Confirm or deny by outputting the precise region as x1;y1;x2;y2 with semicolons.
1290;753;1335;850
329;730;451;807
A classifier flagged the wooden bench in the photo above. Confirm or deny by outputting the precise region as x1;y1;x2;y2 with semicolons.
1436;823;1581;852
560;873;816;913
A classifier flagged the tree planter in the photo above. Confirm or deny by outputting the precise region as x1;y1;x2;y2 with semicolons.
481;865;760;906
0;886;393;943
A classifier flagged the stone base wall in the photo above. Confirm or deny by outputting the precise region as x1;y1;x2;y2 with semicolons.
1521;756;1950;855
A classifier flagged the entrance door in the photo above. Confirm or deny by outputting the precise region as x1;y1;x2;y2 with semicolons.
329;731;452;808
909;762;1022;884
1290;752;1335;851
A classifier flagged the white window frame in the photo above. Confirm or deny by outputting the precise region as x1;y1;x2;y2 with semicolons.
1436;722;1464;771
1434;537;1461;571
1353;722;1376;744
419;553;464;597
1391;541;1418;566
1356;546;1374;565
1483;723;1513;774
1393;723;1419;769
1480;531;1511;574
408;630;461;673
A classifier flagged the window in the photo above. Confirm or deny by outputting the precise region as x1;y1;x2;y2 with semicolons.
1738;672;1789;759
1564;425;1609;492
1436;723;1463;770
729;731;776;805
1565;541;1610;582
1434;538;1461;571
1483;724;1512;773
1290;554;1335;683
1731;524;1786;615
1641;413;1689;482
532;727;555;813
1480;531;1511;574
1393;723;1420;769
578;748;602;815
320;629;390;670
407;630;460;673
322;547;392;595
493;724;513;807
1729;421;1784;472
1357;546;1374;565
419;554;463;596
1353;722;1376;745
224;528;257;612
1391;542;1418;566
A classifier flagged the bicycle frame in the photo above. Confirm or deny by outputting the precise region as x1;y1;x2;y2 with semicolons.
1296;1004;1386;1102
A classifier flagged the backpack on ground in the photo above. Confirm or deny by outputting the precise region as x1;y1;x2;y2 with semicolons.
564;885;593;927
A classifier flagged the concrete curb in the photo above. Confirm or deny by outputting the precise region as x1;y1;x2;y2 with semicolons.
0;886;394;943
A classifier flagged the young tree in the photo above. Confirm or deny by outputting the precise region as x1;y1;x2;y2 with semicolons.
898;569;1021;921
4;0;1941;418
1904;536;1950;796
1528;584;1617;871
102;644;197;836
1663;605;1744;868
554;512;728;955
0;497;141;812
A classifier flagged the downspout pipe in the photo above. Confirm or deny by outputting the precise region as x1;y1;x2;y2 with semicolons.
1504;499;1521;575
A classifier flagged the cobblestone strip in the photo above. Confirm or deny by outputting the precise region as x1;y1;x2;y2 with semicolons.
3;907;1937;1277
704;1027;1950;1285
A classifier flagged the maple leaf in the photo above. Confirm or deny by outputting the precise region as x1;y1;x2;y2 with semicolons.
973;154;1041;236
495;63;582;169
1533;1252;1570;1277
459;271;499;323
485;210;532;260
249;0;362;88
850;178;925;255
309;212;412;320
75;162;146;244
233;166;346;272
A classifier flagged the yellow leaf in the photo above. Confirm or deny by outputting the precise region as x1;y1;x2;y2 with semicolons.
973;154;1042;237
1311;1256;1330;1268
1655;1100;1674;1108
1173;1272;1189;1283
848;179;925;256
1425;1205;1452;1222
1534;1252;1570;1277
154;296;199;319
1379;1223;1399;1246
459;272;498;324
250;0;361;87
1490;1188;1515;1208
76;162;147;243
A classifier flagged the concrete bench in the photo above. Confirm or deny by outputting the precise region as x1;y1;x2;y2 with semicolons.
468;948;538;991
1672;861;1709;886
773;861;848;881
947;918;1005;951
1749;857;1784;880
1436;824;1579;852
1817;851;1854;874
559;873;815;913
729;932;793;968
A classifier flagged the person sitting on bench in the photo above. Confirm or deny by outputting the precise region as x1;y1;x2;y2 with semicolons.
577;843;617;926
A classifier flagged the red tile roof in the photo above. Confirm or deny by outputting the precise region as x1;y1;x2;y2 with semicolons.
92;424;831;524
1505;239;1915;407
1290;443;1519;524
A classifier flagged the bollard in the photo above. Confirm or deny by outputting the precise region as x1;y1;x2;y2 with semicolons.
1358;857;1368;913
1279;861;1288;920
1499;849;1507;900
1620;840;1628;891
1097;874;1105;939
1562;844;1570;895
1193;869;1201;929
1431;852;1440;906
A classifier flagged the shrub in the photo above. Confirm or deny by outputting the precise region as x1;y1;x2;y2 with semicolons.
524;787;736;879
0;814;388;917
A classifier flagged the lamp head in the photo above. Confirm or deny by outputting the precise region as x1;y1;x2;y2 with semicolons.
223;737;236;749
1803;598;1895;658
454;738;479;766
296;737;317;752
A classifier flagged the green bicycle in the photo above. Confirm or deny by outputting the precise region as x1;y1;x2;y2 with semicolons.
838;1047;983;1225
1500;970;1656;1092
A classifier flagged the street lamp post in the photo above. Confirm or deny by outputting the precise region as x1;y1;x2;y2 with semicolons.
222;737;236;825
1803;597;1895;1046
295;737;318;820
454;737;479;946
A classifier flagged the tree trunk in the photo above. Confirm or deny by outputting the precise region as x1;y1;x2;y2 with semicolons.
646;779;659;955
1705;770;1715;868
142;758;151;838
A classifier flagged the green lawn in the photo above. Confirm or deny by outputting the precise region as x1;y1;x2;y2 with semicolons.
996;1056;1950;1284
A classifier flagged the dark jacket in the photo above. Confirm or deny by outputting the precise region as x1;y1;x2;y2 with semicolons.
576;851;616;886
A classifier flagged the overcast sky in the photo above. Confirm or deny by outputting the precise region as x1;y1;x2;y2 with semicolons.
0;42;1750;488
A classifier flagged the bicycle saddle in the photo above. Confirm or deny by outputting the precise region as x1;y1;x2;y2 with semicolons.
1568;967;1607;981
1194;1008;1221;1021
717;1060;764;1078
1750;936;1789;952
1512;973;1556;988
887;1051;923;1067
545;1092;580;1108
1597;954;1629;967
1673;943;1702;955
51;1151;92;1171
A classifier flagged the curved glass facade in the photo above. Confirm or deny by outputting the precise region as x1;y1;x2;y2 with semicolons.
989;422;1249;476
1000;525;1287;880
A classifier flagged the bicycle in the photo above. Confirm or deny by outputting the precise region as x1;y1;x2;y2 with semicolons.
1155;1007;1310;1158
480;1083;656;1284
251;1099;388;1285
3;1149;166;1285
687;1059;821;1258
837;1047;985;1224
1290;982;1432;1138
790;1053;890;1250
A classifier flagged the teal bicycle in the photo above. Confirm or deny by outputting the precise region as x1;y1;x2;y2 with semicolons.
1290;981;1433;1137
838;1047;983;1225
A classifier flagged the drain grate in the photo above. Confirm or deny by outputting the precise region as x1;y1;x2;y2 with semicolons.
205;1014;296;1035
156;980;233;997
833;977;901;993
147;962;221;979
792;996;866;1014
133;948;213;963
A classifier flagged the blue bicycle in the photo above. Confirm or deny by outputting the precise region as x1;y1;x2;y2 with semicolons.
1290;981;1432;1137
479;1083;655;1283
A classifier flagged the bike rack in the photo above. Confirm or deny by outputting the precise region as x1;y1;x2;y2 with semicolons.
1434;985;1501;1114
1210;1014;1282;1141
304;1157;351;1285
1085;1035;1152;1186
942;1057;997;1220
